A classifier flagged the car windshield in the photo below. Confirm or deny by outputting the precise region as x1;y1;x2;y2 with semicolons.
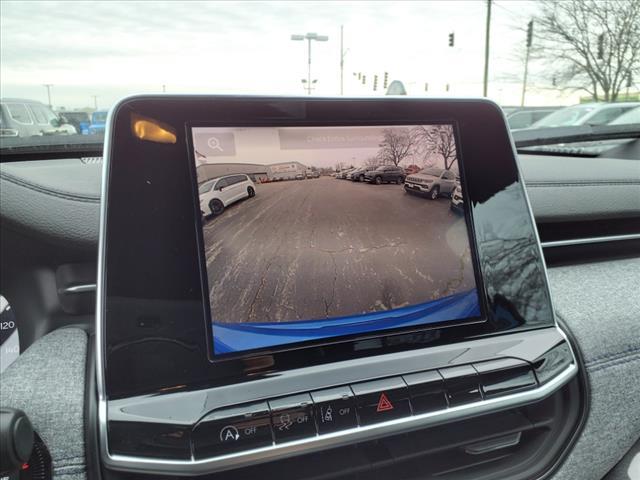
0;1;638;150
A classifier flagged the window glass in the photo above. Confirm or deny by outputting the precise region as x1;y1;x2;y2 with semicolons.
6;103;32;124
198;181;214;194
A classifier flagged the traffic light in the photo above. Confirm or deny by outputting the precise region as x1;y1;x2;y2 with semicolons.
373;75;378;91
357;72;361;80
526;20;533;48
425;82;429;92
383;72;389;89
362;74;366;85
448;32;455;47
597;34;604;60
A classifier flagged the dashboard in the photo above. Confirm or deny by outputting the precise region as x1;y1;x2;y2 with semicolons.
0;96;638;480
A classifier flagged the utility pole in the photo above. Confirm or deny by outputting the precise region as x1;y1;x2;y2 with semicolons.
483;0;492;97
91;95;98;110
43;84;53;108
521;20;533;107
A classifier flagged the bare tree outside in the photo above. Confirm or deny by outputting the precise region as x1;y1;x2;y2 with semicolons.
536;0;640;102
413;126;457;171
377;128;416;166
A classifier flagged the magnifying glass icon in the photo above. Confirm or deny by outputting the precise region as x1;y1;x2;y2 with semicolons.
207;136;224;152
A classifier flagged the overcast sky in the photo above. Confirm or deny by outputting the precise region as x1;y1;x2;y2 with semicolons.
0;1;580;110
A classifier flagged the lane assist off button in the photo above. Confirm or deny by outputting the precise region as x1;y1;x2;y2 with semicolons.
311;386;358;434
269;393;316;443
192;402;272;459
351;377;411;425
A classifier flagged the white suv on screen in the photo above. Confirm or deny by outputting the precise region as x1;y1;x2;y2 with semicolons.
199;174;256;216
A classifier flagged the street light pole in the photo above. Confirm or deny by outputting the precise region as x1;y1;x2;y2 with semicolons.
482;0;492;97
91;95;98;110
291;32;328;95
43;84;53;108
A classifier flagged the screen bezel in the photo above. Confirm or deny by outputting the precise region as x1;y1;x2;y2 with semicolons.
186;121;486;361
101;96;555;400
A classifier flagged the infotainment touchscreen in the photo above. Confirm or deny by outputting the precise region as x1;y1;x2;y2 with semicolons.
191;125;481;355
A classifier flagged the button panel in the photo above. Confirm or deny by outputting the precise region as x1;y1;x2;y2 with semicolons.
351;377;412;425
311;386;358;434
439;365;483;406
269;393;316;443
474;358;538;398
190;359;540;459
192;402;272;459
403;370;448;413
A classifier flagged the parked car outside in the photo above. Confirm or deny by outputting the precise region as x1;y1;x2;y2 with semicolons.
507;108;559;129
404;167;457;199
450;183;464;214
198;174;256;216
0;98;77;137
607;106;640;125
365;165;406;184
519;102;640;130
87;109;108;135
295;173;305;180
59;111;91;134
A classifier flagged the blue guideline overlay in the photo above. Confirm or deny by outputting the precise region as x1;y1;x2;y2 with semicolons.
213;289;480;355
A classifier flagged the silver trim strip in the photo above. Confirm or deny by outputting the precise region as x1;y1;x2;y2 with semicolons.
61;283;97;294
102;363;576;476
541;233;640;248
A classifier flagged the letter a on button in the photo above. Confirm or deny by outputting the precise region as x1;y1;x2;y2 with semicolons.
376;393;394;412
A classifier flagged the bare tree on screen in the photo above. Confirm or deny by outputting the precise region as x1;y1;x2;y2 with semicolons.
377;129;416;166
413;126;457;171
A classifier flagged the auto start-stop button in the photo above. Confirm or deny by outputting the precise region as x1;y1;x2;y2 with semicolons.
192;402;272;459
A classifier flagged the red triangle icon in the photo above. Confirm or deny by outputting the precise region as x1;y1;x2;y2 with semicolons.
376;393;394;412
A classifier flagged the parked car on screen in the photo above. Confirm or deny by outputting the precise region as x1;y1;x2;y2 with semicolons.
350;166;377;182
450;183;464;214
404;167;457;199
519;102;640;130
198;174;256;216
87;109;108;135
365;165;406;185
404;164;422;175
0;98;77;137
337;168;355;179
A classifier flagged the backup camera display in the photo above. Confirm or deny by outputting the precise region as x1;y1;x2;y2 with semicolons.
192;125;480;355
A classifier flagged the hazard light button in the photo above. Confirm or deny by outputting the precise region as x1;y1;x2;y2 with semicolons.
351;377;411;425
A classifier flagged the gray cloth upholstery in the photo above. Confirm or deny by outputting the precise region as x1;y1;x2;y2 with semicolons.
548;258;640;480
0;327;87;479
